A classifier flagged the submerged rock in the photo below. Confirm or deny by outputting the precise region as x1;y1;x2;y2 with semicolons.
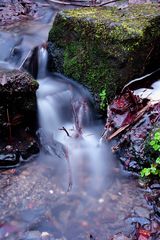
0;151;20;168
48;4;160;100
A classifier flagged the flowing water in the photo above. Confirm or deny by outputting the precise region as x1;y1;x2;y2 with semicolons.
0;1;157;240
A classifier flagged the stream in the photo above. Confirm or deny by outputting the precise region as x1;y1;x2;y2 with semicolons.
0;1;159;240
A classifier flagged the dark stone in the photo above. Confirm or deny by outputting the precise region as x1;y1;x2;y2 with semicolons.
154;204;160;217
0;69;39;136
0;150;20;168
128;161;141;172
47;42;64;73
150;183;160;190
23;47;39;79
20;141;39;160
0;69;39;163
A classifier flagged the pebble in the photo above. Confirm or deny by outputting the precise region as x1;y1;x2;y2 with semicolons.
138;179;149;188
5;145;13;152
41;231;51;240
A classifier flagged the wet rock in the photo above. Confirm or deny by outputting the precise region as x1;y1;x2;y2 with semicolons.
23;47;39;79
128;161;141;172
0;69;38;136
20;141;39;160
111;232;131;240
5;145;14;152
138;179;149;188
41;232;51;240
47;42;64;73
0;69;38;94
0;0;38;26
134;206;150;219
0;69;39;164
153;203;160;217
49;4;160;100
126;216;151;226
0;150;20;168
150;183;160;190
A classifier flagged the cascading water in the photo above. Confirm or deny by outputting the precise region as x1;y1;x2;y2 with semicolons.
36;46;114;193
37;45;48;79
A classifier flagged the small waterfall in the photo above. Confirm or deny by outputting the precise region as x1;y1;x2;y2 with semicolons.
37;44;48;79
36;45;114;193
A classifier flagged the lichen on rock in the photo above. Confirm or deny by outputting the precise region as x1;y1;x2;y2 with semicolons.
48;4;160;100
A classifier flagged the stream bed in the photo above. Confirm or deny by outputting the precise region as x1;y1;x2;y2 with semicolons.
0;1;159;240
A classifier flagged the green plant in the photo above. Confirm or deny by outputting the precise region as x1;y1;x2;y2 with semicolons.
141;131;160;177
99;89;107;111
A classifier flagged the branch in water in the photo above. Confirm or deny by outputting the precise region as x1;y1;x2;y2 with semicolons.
71;100;83;137
59;127;71;137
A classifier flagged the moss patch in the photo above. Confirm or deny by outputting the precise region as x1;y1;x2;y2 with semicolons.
48;4;160;99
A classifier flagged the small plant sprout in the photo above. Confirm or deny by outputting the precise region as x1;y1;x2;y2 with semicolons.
99;89;107;111
141;130;160;177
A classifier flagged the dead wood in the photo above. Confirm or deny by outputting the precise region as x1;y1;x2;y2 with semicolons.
59;127;71;137
107;102;152;141
47;0;120;7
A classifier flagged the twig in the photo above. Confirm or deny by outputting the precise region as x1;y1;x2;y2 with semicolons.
64;146;72;192
6;108;12;144
142;45;154;72
59;127;71;137
121;68;160;93
18;50;32;69
72;101;82;136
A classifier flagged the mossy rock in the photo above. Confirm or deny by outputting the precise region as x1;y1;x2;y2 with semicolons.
48;4;160;100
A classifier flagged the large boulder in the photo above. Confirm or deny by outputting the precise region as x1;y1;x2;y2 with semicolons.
0;69;38;136
0;69;39;167
48;4;160;100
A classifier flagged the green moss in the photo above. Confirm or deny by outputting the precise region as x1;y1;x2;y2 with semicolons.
48;4;160;99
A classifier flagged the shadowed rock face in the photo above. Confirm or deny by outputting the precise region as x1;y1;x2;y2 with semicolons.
0;0;38;26
0;69;39;136
48;4;160;100
0;69;39;166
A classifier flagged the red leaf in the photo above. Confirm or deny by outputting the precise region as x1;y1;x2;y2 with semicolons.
138;229;151;240
139;229;151;237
